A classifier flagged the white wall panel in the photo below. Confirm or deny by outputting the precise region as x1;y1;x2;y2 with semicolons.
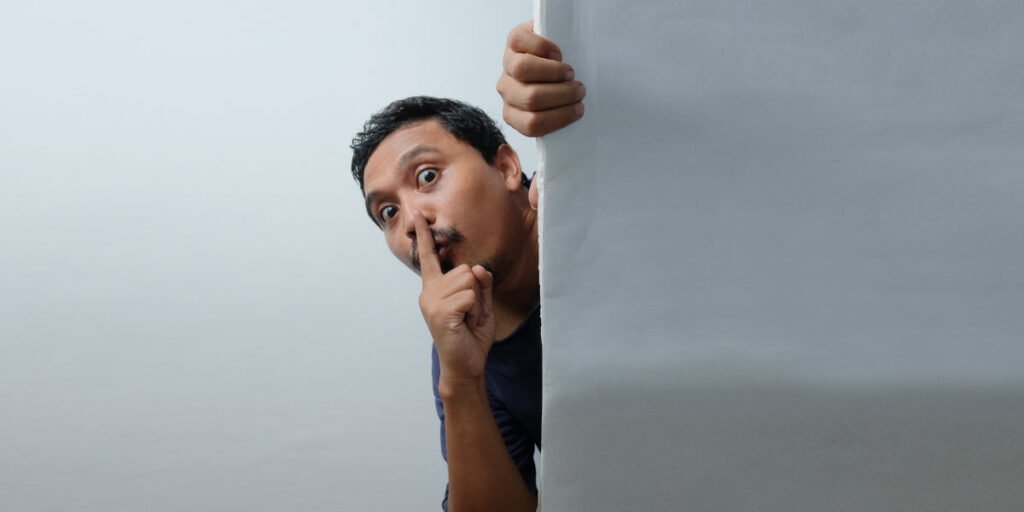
537;2;1024;510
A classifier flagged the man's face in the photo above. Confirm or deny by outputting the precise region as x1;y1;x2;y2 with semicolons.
362;120;525;280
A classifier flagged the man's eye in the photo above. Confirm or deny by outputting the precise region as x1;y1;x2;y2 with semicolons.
379;205;398;223
416;168;439;187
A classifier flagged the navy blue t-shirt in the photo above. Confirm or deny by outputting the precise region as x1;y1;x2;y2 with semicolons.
431;303;542;511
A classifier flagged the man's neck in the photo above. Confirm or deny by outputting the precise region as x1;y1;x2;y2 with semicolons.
492;206;540;340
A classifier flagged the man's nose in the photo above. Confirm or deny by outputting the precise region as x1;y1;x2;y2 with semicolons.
404;209;419;241
403;200;434;241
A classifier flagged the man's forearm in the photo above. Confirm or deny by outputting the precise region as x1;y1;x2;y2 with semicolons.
440;378;538;512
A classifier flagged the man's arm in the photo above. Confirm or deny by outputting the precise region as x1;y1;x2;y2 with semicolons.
415;214;537;512
497;20;586;137
441;380;537;512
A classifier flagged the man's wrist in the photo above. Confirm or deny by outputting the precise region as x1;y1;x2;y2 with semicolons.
438;374;486;402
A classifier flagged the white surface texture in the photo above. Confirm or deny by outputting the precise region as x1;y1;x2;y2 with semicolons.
537;1;1024;510
0;2;535;511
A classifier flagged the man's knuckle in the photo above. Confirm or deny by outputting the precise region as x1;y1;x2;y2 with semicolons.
523;113;545;136
507;29;522;49
495;75;511;97
502;104;515;124
515;121;535;137
509;55;530;79
520;88;538;110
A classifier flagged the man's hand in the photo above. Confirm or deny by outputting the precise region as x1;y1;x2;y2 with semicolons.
415;213;496;388
415;220;535;512
497;20;586;137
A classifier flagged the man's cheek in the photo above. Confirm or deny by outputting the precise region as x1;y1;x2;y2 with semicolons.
385;241;412;268
399;252;419;274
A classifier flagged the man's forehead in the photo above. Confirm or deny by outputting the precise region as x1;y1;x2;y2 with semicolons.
363;120;458;186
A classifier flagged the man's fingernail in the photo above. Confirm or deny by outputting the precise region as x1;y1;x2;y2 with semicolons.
549;51;562;61
565;67;575;81
575;83;586;100
575;102;585;116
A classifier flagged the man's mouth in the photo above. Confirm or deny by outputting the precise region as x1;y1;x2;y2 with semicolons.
410;227;465;273
434;240;456;266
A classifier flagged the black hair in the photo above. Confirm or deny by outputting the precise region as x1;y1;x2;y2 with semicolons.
350;96;527;195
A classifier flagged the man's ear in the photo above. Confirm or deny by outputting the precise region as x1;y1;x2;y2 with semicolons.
529;173;539;210
494;144;524;192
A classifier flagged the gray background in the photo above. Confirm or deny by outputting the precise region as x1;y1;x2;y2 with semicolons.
0;1;536;510
538;1;1024;511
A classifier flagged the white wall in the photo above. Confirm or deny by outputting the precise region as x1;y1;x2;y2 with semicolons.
538;1;1024;511
0;2;535;510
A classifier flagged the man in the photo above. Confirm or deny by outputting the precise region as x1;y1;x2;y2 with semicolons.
350;22;585;512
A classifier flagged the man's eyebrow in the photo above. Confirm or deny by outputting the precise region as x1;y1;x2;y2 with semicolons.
398;145;441;167
363;146;442;228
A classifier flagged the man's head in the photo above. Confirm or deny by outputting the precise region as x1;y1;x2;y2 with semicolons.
351;97;522;194
352;96;536;285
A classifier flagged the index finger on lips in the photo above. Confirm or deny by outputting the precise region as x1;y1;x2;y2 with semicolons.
414;213;441;281
507;20;563;61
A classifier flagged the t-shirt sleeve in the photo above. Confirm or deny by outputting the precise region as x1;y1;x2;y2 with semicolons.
431;346;538;511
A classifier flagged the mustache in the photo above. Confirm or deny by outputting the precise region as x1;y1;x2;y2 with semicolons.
411;227;465;272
